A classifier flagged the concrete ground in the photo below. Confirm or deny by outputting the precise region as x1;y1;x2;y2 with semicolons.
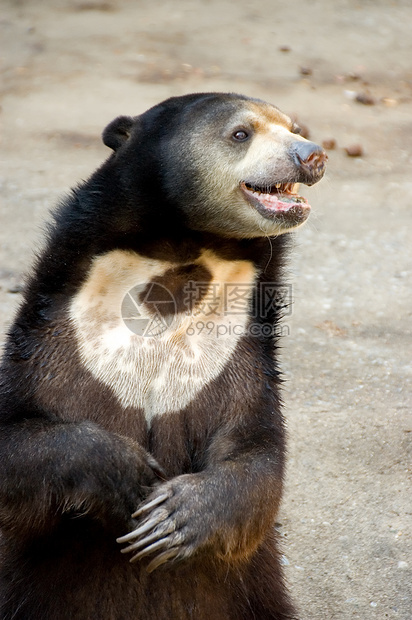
1;1;411;618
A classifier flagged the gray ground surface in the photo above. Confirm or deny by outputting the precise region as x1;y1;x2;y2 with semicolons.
1;1;411;618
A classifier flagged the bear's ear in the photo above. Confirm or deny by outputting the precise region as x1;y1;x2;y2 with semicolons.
102;116;135;151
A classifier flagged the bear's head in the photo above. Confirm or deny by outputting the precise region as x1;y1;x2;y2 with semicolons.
102;93;326;239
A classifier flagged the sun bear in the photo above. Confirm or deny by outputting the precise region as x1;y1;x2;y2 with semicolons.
0;93;326;619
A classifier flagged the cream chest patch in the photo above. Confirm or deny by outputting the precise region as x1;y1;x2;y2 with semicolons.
69;249;257;423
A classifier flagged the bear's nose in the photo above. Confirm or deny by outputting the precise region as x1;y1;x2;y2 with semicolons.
290;141;327;183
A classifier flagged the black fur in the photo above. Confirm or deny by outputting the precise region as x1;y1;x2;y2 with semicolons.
0;93;326;619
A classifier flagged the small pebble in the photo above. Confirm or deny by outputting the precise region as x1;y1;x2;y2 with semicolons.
355;92;376;105
322;138;337;150
344;90;357;100
279;45;291;52
344;144;363;157
382;97;398;107
346;72;362;81
397;561;408;569
299;66;312;76
7;284;24;294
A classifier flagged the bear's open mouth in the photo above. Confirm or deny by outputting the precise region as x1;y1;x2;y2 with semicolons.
241;181;309;209
240;181;311;223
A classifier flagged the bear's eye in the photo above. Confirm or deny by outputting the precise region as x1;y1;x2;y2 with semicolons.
232;129;249;142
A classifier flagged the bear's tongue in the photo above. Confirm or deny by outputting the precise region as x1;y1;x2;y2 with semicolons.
241;182;309;211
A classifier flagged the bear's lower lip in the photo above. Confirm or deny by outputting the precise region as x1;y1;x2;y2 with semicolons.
240;181;311;222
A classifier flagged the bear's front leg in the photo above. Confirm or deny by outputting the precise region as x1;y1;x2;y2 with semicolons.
117;426;284;571
0;419;164;540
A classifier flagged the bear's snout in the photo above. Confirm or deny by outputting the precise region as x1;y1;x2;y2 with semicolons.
289;140;327;185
